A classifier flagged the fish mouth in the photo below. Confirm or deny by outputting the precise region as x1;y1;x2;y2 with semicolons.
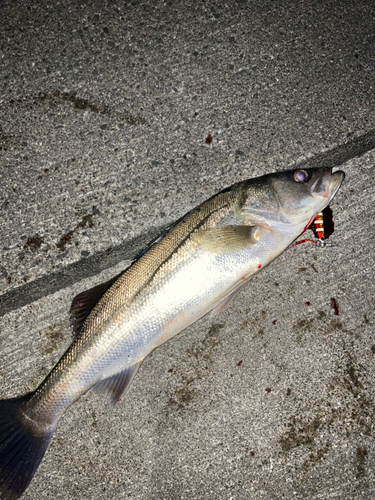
312;167;345;200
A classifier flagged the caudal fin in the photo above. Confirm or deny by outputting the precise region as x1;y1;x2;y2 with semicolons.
0;394;54;499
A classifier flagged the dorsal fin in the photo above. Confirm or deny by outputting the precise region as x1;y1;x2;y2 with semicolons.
70;225;177;335
73;189;239;335
70;273;122;334
133;223;174;260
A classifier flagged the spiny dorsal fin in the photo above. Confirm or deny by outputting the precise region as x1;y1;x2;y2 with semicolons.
191;225;259;253
70;273;122;334
92;362;142;404
70;225;177;335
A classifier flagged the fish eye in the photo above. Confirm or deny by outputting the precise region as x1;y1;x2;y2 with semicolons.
293;169;310;183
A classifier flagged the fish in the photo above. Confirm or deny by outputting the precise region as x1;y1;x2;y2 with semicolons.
0;166;344;499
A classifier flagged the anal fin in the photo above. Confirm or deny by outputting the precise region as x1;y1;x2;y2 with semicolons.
92;362;142;404
210;279;249;317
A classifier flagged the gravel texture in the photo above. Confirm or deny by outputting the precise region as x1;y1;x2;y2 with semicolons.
0;1;374;499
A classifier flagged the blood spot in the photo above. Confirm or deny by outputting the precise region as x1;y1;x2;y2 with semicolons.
331;297;339;315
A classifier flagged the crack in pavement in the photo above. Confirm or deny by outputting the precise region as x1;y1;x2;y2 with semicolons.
1;129;375;317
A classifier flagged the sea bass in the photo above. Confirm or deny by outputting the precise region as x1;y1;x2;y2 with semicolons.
0;166;344;499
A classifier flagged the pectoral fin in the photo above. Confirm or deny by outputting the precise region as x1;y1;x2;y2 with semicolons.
191;225;259;253
92;362;142;404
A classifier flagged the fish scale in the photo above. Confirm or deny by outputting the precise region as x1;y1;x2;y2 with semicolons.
0;166;344;499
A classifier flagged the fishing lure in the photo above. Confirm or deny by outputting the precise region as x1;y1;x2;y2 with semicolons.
294;205;334;247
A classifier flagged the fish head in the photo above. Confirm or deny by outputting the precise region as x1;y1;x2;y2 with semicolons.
239;167;345;235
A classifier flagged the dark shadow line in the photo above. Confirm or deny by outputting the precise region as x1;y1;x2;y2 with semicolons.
1;129;375;317
295;129;375;170
0;227;163;317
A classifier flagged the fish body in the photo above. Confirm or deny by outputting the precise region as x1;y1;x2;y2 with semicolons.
0;166;344;499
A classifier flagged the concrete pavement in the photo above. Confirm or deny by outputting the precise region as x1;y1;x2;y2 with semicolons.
0;1;374;499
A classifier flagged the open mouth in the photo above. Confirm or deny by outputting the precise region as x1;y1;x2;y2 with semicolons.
312;167;345;199
330;168;345;197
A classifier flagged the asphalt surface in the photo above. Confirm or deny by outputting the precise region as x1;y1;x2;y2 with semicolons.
0;1;374;499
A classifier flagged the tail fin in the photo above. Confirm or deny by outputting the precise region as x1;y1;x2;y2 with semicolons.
0;394;55;499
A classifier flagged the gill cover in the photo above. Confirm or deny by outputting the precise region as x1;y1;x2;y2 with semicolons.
239;167;344;233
